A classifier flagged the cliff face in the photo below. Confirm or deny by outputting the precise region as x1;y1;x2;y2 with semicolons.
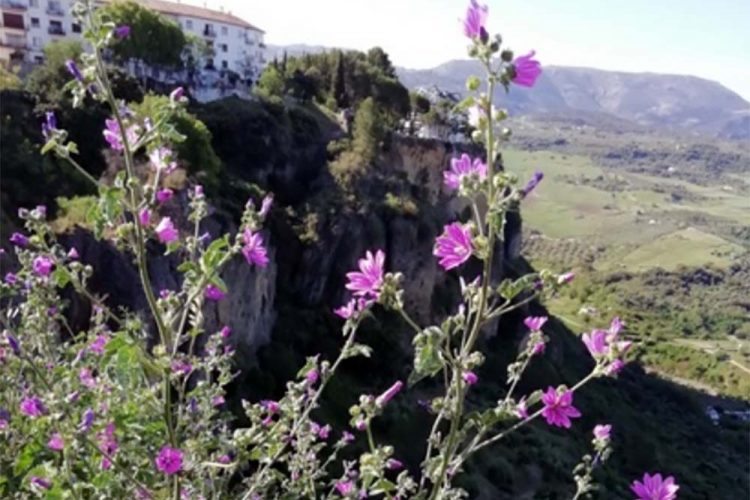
61;135;519;366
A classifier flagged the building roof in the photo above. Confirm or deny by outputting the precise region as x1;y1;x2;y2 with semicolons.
105;0;265;33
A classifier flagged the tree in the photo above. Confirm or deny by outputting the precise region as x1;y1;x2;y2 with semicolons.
99;0;186;68
366;47;396;78
0;66;22;91
352;97;384;163
131;94;222;189
255;66;285;101
25;40;83;106
331;50;348;109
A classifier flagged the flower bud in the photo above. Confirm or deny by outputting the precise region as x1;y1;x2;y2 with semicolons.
500;49;514;62
466;75;481;92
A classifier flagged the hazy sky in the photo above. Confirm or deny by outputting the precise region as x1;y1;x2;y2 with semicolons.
204;0;750;100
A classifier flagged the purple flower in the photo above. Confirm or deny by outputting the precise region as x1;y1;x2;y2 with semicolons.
345;250;385;299
242;229;269;267
434;222;473;270
103;118;139;151
593;424;611;441
97;423;118;471
262;400;280;414
462;0;488;40
354;419;367;431
171;360;192;376
79;367;97;388
114;25;131;38
342;431;355;443
515;398;529;420
89;335;108;355
376;380;404;407
212;395;225;407
65;59;83;81
387;458;403;470
259;194;274;218
79;408;95;432
335;480;354;496
9;232;29;247
532;341;546;355
169;86;185;103
524;316;548;332
220;326;231;338
607;359;626;375
4;272;17;285
138;208;152;227
30;477;51;490
582;329;609;359
520;171;544;197
194;184;204;197
217;454;231;464
41;111;57;139
155;446;183;475
631;473;679;500
557;271;575;285
512;51;542;87
317;423;331;440
305;368;319;385
5;332;20;355
155;217;178;243
156;188;174;204
20;396;46;417
67;247;80;260
462;371;478;385
32;256;54;277
204;284;225;301
48;432;64;451
149;147;177;173
541;387;581;428
336;297;371;319
444;153;487;191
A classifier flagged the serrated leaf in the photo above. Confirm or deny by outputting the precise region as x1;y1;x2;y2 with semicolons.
409;327;446;386
342;342;372;360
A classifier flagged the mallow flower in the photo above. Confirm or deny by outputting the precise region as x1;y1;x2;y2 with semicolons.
434;222;473;270
462;0;488;40
242;229;269;267
155;217;178;243
512;51;543;87
541;387;581;428
444;153;487;191
32;256;54;277
630;473;679;500
345;250;385;299
155;446;183;475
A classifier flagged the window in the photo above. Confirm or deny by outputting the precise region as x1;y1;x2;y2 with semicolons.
221;26;228;36
222;60;228;69
72;23;81;33
47;0;63;15
185;20;193;29
204;23;215;37
33;37;41;47
2;13;25;30
31;17;40;28
30;0;40;7
220;43;227;53
49;19;64;35
34;56;44;64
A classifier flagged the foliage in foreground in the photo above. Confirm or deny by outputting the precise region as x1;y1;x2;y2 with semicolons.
1;1;679;499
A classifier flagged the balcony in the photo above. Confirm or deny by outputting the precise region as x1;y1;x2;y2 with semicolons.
258;42;266;49
48;25;65;35
0;0;27;11
203;27;216;38
0;37;26;48
46;5;65;16
244;36;255;46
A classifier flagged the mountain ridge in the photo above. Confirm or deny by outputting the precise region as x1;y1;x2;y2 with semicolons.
397;59;750;139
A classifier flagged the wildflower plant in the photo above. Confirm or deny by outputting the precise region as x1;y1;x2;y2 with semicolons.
0;0;679;498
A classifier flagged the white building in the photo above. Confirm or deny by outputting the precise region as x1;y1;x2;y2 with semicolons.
1;0;266;99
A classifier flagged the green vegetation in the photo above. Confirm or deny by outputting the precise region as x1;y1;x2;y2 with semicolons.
132;94;222;188
99;0;187;68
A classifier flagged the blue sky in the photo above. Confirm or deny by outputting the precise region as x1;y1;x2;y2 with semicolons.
214;0;750;100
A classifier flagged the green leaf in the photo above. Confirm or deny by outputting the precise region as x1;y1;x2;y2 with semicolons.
51;267;71;288
370;478;397;495
201;235;229;271
409;327;446;386
342;342;372;360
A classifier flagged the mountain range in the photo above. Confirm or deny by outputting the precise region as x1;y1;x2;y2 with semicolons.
267;45;750;139
397;60;750;139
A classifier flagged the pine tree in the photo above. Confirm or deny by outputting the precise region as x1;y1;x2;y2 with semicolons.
331;51;348;109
